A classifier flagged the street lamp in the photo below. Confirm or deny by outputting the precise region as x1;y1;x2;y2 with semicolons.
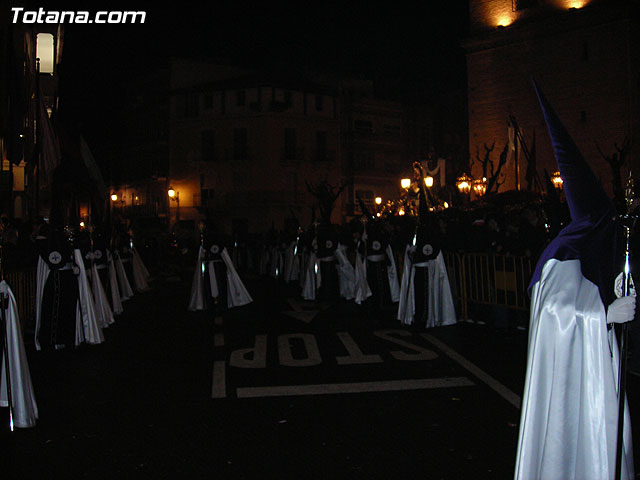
425;176;434;188
551;170;563;190
168;186;180;222
472;177;488;197
400;178;411;190
111;193;118;202
456;173;472;195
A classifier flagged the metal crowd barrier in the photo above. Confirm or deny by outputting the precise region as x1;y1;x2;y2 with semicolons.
4;252;534;335
4;267;37;335
443;251;534;322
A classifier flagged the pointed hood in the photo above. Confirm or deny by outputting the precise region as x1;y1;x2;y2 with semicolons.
533;79;614;221
529;80;619;306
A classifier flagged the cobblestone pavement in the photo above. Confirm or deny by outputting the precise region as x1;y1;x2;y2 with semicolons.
3;272;640;479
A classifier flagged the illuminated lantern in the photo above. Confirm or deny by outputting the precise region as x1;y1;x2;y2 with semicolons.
551;170;563;190
456;173;472;195
472;177;488;196
400;178;411;189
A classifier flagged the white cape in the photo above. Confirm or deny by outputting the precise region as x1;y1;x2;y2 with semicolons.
334;244;355;300
73;249;104;346
0;280;38;427
514;258;633;480
397;248;456;328
188;246;253;310
354;251;372;305
107;252;124;315
35;254;103;349
114;252;134;301
91;263;115;328
188;246;207;311
221;248;253;308
131;247;151;292
301;252;318;301
386;245;400;303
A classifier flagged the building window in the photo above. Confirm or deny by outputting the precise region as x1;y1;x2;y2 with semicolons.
201;129;216;162
354;119;373;133
284;128;297;160
204;94;213;110
354;151;375;170
36;33;54;74
355;189;375;210
201;188;215;208
186;93;199;117
315;131;328;162
315;95;324;111
234;128;248;160
236;90;246;106
383;124;401;135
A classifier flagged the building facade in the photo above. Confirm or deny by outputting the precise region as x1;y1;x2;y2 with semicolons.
115;59;446;237
465;0;639;196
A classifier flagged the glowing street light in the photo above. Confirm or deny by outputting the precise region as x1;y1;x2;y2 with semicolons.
472;177;488;196
401;178;411;190
425;176;434;188
456;173;472;195
111;193;118;202
168;186;180;222
551;170;563;190
375;196;382;205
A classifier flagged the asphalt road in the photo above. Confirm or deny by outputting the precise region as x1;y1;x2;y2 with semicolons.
3;270;640;479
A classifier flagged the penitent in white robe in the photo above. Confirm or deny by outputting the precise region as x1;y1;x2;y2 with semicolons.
514;258;633;480
0;280;38;428
397;248;456;328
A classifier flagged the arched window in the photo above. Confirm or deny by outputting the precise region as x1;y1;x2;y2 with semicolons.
36;33;54;74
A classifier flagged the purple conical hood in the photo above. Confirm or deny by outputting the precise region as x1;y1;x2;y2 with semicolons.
532;79;614;221
529;80;619;307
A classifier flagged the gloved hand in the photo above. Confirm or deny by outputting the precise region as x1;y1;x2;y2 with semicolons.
607;295;636;324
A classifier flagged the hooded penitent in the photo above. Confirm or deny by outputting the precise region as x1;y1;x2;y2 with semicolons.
514;80;633;480
529;79;619;307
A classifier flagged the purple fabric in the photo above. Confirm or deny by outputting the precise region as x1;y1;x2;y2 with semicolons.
528;80;618;307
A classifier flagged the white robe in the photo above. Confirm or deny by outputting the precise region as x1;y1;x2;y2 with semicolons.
188;246;253;310
397;248;456;328
334;244;355;300
301;252;319;301
353;251;371;305
0;280;38;428
35;253;104;349
221;248;253;308
514;258;633;480
131;247;151;292
73;249;104;346
90;263;115;328
107;252;124;315
188;246;207;311
114;252;134;301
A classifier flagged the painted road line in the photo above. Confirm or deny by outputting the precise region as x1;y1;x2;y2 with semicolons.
421;333;521;409
236;377;474;398
212;360;226;398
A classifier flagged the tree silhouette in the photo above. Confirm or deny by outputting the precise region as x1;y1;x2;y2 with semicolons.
305;178;349;224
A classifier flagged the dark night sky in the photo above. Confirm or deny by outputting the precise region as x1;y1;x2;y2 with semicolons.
54;1;469;150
